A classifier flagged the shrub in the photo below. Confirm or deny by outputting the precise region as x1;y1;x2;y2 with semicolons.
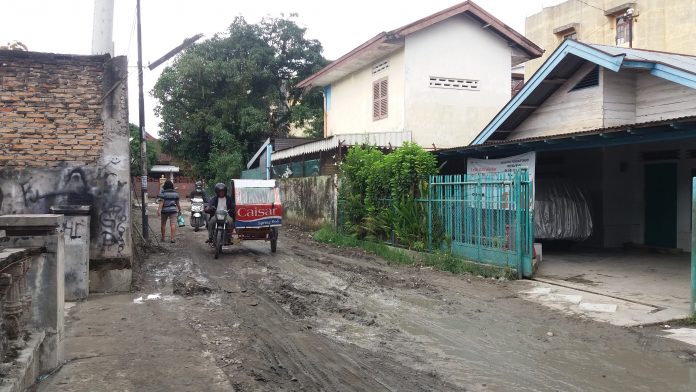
338;143;440;249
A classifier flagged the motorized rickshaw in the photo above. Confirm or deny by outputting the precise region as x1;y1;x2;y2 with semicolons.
211;179;282;259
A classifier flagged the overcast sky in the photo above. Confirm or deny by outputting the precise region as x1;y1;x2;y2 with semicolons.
1;0;565;137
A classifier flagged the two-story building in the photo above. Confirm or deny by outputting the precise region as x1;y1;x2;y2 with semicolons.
271;1;542;173
524;0;696;80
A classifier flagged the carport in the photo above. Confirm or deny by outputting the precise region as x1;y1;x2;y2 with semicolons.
438;40;696;317
440;119;696;316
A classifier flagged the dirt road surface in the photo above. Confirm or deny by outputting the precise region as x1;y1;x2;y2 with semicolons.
40;210;696;391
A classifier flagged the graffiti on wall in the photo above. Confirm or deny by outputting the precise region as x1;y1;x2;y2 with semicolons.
0;158;130;258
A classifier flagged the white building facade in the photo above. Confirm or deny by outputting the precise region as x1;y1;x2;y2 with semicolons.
297;1;543;149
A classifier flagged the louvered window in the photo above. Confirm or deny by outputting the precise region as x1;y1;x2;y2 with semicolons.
429;76;479;91
569;66;599;91
372;60;389;75
373;78;388;121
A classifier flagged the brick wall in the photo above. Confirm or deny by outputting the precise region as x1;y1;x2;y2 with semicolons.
0;51;108;167
0;51;132;273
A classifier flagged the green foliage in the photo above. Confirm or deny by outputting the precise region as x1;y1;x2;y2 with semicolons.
152;15;328;181
382;142;438;201
129;123;157;178
313;227;514;279
338;143;440;249
676;315;696;325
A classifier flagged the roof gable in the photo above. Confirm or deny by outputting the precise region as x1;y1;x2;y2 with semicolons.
297;1;542;89
471;40;696;145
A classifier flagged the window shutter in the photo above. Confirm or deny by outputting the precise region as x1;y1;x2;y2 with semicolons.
380;79;388;118
373;78;388;120
373;82;381;120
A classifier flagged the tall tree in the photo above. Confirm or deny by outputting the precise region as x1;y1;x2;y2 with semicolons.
152;15;327;184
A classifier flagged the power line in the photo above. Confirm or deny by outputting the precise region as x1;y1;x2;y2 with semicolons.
126;5;137;56
574;0;606;12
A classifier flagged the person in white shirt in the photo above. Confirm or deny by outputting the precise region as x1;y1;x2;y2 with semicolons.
204;183;235;243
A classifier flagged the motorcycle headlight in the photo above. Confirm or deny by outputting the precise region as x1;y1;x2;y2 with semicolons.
216;212;227;221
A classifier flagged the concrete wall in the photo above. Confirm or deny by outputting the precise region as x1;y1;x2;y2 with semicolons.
278;175;337;229
404;14;513;147
0;52;132;273
327;49;406;136
524;0;696;80
0;214;66;373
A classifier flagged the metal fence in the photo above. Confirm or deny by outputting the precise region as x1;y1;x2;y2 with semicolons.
241;167;267;180
428;171;534;277
271;159;320;178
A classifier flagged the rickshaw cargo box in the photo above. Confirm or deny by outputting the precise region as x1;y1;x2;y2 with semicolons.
235;204;282;228
232;179;283;229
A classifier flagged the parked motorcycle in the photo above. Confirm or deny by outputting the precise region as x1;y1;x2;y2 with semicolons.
190;197;207;232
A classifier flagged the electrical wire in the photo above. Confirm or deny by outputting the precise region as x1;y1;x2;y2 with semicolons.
126;6;137;55
573;0;606;12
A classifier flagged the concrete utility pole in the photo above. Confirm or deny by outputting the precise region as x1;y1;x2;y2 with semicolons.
136;0;149;238
91;0;115;55
134;0;202;238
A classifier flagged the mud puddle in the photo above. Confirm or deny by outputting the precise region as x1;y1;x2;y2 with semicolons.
134;221;696;391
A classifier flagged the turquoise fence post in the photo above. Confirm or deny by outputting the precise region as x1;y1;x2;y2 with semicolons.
515;171;523;279
691;177;696;315
428;177;433;252
476;175;482;261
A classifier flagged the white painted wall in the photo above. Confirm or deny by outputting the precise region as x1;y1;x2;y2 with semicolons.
511;63;604;140
636;74;696;122
403;14;512;148
603;69;637;126
326;49;405;136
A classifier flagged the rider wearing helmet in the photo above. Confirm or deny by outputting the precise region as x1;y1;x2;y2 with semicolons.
189;181;208;203
204;183;235;243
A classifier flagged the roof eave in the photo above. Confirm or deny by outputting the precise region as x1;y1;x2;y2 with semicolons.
296;1;543;89
471;40;626;145
296;32;388;89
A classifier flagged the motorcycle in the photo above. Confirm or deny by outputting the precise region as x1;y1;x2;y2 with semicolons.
190;197;207;232
211;179;282;259
212;209;230;259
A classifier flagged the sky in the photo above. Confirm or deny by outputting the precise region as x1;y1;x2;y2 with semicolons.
1;0;565;137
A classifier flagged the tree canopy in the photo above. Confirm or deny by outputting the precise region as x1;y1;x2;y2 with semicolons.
152;15;327;185
129;123;158;178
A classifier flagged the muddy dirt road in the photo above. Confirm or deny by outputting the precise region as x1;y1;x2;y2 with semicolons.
130;215;696;391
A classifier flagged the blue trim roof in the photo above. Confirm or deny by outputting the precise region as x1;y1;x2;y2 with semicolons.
471;40;696;145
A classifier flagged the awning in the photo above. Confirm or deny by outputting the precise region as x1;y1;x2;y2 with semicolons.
439;116;696;159
271;131;412;162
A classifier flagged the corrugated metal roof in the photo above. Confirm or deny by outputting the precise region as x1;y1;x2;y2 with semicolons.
471;40;696;145
297;1;542;88
591;44;696;75
274;138;317;152
442;115;696;152
271;131;412;162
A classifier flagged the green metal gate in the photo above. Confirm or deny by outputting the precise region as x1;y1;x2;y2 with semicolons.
428;171;534;278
